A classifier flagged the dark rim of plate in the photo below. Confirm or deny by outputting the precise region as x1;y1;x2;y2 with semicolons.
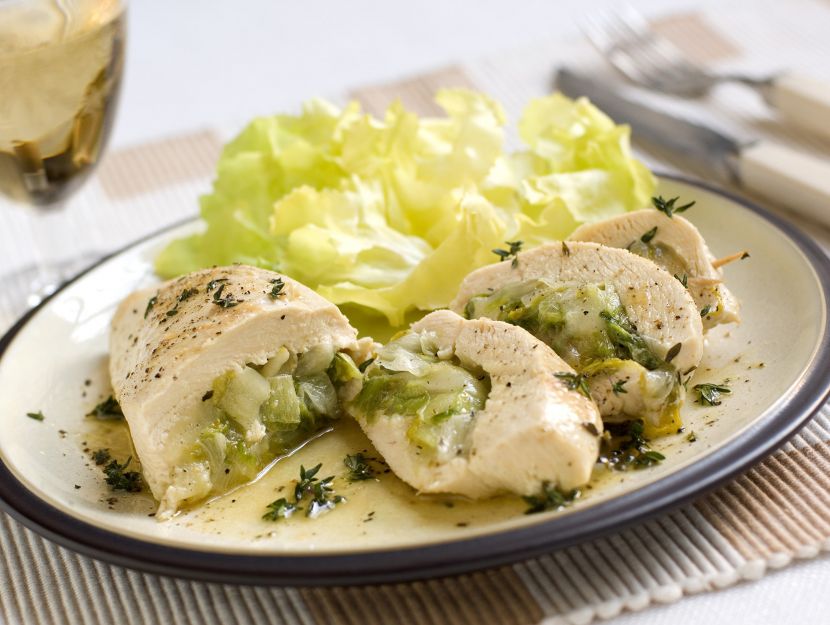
0;174;828;586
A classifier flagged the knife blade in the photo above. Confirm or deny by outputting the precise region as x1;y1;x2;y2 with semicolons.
555;67;830;226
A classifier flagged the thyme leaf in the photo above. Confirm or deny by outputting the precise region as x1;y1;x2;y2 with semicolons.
144;294;158;319
344;453;375;481
665;342;682;363
674;273;688;288
262;498;297;521
103;456;143;492
523;482;580;514
492;240;523;268
554;372;591;398
640;226;658;243
268;277;285;300
693;382;731;406
86;395;124;420
652;195;695;218
612;379;628;395
26;411;45;421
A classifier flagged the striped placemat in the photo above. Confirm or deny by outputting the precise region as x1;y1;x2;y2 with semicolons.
2;4;830;624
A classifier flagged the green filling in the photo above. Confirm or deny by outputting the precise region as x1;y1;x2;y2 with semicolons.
348;332;490;459
464;279;681;433
189;348;358;497
465;280;660;370
626;239;688;278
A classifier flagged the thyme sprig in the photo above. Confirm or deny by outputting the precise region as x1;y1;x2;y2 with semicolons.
523;482;580;514
554;372;592;398
693;382;731;406
493;240;523;268
87;395;123;420
268;277;285;300
344;453;375;481
652;195;695;218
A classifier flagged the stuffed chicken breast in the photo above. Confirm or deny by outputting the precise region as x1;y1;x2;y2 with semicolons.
451;242;704;437
110;265;371;518
346;310;602;498
570;209;740;329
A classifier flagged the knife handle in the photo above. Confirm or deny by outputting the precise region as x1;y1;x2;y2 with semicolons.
768;73;830;142
738;141;830;226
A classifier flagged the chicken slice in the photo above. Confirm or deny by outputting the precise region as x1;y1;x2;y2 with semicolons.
570;209;740;329
110;265;366;518
346;310;602;498
451;242;703;436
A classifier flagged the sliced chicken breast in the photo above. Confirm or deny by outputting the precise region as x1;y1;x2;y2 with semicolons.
110;265;368;518
347;310;602;498
451;242;704;436
570;209;740;329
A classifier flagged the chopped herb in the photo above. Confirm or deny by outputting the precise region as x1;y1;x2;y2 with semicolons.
598;420;667;471
582;422;600;436
665;342;682;363
652;195;695;218
261;463;346;522
674;273;688;288
600;310;663;370
86;395;123;420
693;382;731;406
262;498;297;521
612;379;628;395
294;463;322;500
741;251;750;260
492;240;523;268
700;305;713;317
638;450;666;465
344;453;375;481
201;390;214;402
562;241;571;257
640;226;658;243
26;411;45;421
92;449;111;465
554;372;591;398
206;278;228;292
268;277;285;300
143;294;158;319
213;283;242;308
523;481;580;514
358;357;375;373
166;287;199;316
687;431;698;443
103;457;143;492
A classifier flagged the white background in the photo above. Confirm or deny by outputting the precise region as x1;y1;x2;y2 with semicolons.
107;0;830;622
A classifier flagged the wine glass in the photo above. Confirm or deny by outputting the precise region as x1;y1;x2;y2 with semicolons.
0;0;127;308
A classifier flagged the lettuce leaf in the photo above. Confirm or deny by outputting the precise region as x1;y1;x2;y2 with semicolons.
156;90;655;334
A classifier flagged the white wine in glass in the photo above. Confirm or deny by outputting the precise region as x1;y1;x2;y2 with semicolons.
0;0;126;304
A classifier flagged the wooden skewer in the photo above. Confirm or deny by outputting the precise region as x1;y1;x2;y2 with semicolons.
712;250;750;269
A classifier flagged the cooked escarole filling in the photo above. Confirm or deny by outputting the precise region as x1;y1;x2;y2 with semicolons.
626;239;687;278
348;331;491;462
167;346;363;509
464;279;681;436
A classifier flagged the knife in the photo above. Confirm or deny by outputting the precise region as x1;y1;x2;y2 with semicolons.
556;67;830;227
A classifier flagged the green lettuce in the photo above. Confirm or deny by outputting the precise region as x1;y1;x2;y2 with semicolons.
156;90;655;334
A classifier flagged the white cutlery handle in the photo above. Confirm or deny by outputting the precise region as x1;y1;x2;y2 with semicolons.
769;73;830;141
737;140;830;225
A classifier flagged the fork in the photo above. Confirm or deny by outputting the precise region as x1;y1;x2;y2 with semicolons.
583;6;830;141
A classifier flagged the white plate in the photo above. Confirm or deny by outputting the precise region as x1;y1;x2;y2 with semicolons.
1;175;828;584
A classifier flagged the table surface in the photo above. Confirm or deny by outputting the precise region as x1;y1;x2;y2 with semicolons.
14;0;830;623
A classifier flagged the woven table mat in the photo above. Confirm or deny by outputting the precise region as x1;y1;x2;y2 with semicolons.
2;4;830;624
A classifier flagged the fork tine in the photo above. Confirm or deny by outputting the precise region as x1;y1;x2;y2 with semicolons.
581;9;656;86
600;7;707;91
599;10;669;87
611;6;707;77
